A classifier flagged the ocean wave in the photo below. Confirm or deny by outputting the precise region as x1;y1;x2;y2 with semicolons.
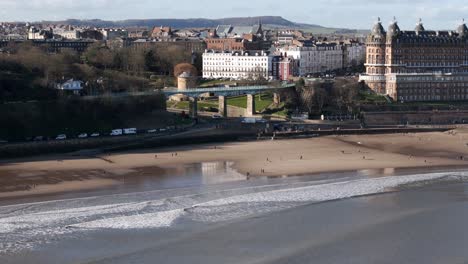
0;171;465;254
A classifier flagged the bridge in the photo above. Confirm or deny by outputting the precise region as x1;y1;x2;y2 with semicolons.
162;83;296;118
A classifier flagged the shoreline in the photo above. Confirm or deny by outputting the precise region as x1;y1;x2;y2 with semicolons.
1;130;468;201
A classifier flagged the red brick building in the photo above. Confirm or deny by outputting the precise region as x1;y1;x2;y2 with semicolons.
151;26;172;39
205;24;265;51
277;57;295;81
205;38;262;51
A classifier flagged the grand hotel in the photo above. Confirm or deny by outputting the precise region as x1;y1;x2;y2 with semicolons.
360;18;468;102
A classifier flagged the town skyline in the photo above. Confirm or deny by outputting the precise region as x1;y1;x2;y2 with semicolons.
1;0;467;29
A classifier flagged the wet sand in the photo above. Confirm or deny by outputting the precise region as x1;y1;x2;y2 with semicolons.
1;129;468;199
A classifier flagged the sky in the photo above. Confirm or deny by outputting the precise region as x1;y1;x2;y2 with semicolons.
1;0;467;30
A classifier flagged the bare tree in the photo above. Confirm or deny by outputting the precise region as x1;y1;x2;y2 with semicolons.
314;87;328;114
299;87;316;114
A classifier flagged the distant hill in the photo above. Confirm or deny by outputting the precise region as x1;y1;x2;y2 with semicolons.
39;16;364;34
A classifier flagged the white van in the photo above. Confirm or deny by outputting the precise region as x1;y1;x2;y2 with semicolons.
56;134;67;140
78;133;88;139
241;117;257;124
124;128;137;135
110;129;123;136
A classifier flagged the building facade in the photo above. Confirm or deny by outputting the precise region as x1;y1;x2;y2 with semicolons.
53;25;80;40
279;57;296;81
28;26;52;40
202;50;272;80
360;18;468;102
131;39;207;53
205;24;265;51
205;38;263;51
279;43;344;76
342;41;366;67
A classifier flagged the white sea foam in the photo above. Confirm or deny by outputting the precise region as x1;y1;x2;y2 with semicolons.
189;173;460;222
73;209;184;229
198;173;448;206
0;171;465;254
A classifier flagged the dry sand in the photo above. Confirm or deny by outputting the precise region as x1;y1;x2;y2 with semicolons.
2;129;468;198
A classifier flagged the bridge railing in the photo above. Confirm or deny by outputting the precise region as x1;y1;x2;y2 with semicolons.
163;83;295;94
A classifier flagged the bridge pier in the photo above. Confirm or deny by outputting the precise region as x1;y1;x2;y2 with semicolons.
189;97;198;118
218;95;227;117
246;94;256;117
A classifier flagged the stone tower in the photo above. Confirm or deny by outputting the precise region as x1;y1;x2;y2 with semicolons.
177;72;197;90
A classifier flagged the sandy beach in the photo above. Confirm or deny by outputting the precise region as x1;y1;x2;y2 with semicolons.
1;129;468;199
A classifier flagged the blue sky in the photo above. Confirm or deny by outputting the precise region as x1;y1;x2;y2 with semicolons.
1;0;467;29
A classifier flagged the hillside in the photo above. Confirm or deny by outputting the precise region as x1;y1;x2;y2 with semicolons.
40;16;361;34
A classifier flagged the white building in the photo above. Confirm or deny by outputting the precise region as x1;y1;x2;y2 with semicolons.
278;43;344;76
56;79;84;95
343;42;366;67
101;29;128;40
28;26;51;40
53;26;81;39
203;50;273;80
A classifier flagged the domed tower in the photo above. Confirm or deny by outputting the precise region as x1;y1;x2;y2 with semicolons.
364;17;387;94
385;17;401;75
415;18;425;35
387;17;401;39
457;19;468;38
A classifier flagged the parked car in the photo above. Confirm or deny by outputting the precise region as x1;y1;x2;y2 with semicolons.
124;128;137;135
212;114;223;119
78;133;88;139
33;136;44;141
147;129;158;134
241;117;257;124
159;128;167;132
90;133;100;137
110;129;123;136
56;134;67;140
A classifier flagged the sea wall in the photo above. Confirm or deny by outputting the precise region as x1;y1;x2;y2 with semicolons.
363;111;468;126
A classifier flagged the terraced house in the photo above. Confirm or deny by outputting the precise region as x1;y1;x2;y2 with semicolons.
202;50;272;80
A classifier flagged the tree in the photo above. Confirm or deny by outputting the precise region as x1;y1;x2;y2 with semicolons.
296;78;306;89
174;63;197;77
144;49;156;71
332;79;360;113
315;87;328;114
299;87;316;114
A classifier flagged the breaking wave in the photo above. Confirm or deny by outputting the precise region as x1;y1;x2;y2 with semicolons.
0;171;466;254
